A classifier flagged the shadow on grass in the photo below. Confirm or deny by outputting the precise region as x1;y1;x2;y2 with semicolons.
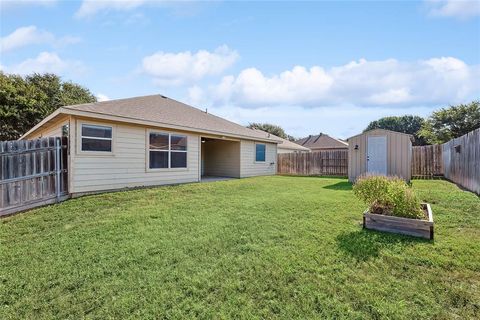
336;229;428;261
322;181;353;191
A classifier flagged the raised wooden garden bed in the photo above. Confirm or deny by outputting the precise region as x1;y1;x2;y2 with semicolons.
363;203;434;239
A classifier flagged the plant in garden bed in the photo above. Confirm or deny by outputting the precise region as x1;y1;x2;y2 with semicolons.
353;175;425;219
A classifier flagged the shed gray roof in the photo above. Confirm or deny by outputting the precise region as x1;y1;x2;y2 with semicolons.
30;94;278;142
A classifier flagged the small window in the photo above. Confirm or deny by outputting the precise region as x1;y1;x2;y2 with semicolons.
255;143;266;162
81;124;112;152
149;132;187;169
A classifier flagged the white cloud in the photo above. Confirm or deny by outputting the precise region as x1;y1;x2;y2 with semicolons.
96;93;110;102
4;52;86;76
0;26;80;53
142;45;239;85
207;104;435;140
75;0;146;18
1;26;53;52
426;0;480;19
0;0;57;10
207;57;479;108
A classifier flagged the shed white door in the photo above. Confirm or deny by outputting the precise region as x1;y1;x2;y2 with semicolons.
367;136;387;175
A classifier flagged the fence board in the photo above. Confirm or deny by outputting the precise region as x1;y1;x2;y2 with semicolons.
411;145;443;178
442;128;480;195
1;137;69;217
277;150;348;176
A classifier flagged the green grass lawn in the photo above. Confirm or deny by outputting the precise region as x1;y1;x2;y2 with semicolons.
1;176;479;319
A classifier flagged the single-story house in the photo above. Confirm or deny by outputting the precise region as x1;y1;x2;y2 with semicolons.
296;133;348;151
21;94;280;196
252;130;310;154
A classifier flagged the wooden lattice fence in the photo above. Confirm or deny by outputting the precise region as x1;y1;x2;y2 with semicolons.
0;137;69;217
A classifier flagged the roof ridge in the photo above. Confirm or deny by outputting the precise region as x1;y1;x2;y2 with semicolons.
64;93;163;110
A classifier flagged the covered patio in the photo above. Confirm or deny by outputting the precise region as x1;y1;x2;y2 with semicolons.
200;137;241;180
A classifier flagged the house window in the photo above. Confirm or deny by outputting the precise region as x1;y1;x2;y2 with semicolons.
255;143;266;162
149;132;187;169
81;124;112;152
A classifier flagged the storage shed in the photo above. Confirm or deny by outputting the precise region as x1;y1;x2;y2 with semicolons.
347;129;413;182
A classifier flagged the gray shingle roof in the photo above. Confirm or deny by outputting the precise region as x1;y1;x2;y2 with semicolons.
252;129;310;151
296;133;348;149
63;94;277;141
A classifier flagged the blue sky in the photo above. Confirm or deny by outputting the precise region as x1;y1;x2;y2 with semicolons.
1;0;479;138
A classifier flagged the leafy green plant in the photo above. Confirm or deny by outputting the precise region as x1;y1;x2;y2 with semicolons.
353;175;424;219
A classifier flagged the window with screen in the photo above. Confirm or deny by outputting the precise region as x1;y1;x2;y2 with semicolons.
255;143;266;162
149;132;187;169
81;124;112;152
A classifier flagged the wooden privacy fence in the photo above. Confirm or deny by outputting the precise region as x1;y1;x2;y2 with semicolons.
442;128;480;195
411;144;443;178
1;137;68;217
277;150;348;176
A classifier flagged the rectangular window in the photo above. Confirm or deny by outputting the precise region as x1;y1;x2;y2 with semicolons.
81;124;112;152
149;132;187;169
255;143;266;162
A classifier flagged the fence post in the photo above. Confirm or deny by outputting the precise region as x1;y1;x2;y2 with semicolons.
55;137;61;201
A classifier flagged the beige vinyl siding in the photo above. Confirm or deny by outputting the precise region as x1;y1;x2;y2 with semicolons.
71;118;200;194
203;140;241;177
240;141;277;177
26;116;69;139
348;129;412;182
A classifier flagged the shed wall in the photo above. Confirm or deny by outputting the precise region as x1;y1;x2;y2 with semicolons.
348;130;412;182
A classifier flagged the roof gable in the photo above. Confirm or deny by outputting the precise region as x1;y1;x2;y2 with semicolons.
22;94;278;142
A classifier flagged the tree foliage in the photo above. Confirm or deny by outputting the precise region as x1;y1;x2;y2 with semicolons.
364;115;426;145
0;72;96;141
247;122;296;141
418;101;480;144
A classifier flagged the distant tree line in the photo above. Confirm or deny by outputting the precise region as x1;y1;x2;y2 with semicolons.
247;122;297;141
1;72;478;145
364;101;480;145
249;101;479;146
0;72;96;141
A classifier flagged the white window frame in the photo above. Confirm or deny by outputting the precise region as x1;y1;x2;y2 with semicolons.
78;121;115;156
255;142;266;163
146;130;188;171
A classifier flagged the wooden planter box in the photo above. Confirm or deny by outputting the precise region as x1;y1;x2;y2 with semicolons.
363;203;434;239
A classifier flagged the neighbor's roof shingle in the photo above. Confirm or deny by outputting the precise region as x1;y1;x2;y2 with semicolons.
63;94;277;141
296;133;348;149
252;129;310;151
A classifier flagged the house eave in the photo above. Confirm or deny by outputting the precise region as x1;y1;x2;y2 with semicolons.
21;108;279;144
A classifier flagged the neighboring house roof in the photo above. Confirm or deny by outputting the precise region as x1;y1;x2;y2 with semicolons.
347;129;415;142
296;133;348;149
253;130;310;152
21;94;279;143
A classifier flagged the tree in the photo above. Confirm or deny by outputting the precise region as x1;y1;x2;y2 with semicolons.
247;122;296;141
364;115;426;145
0;72;96;141
418;101;480;144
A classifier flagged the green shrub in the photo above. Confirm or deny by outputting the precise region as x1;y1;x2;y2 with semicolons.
353;175;424;219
